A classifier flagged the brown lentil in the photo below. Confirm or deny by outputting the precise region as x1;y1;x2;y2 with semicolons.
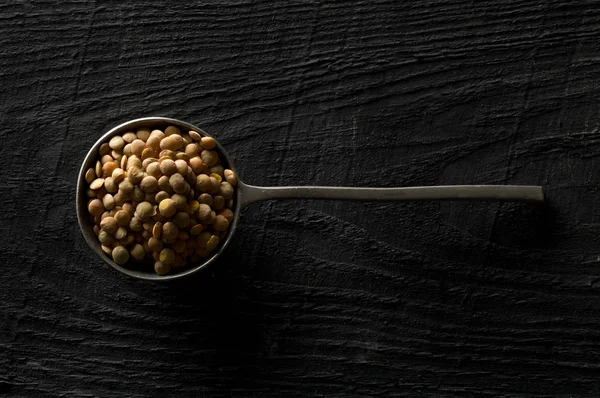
123;144;133;157
200;136;217;150
140;176;158;193
159;159;177;176
158;175;172;192
148;237;163;252
127;155;142;170
209;165;224;176
130;244;145;261
189;157;205;174
113;191;128;206
185;166;196;185
159;248;176;264
104;177;118;193
122;202;135;215
112;168;125;184
198;193;213;206
185;143;199;158
90;178;105;190
85;168;96;184
100;217;118;234
208;176;220;194
175;159;188;175
103;193;116;210
88;199;105;216
159;198;177;218
160;135;184;151
159;150;176;160
197;204;212;222
99;143;111;156
131;186;145;202
98;230;114;245
224;169;237;186
154;261;170;275
164;125;180;137
101;154;113;165
135;201;154;220
196;174;210;192
220;182;234;199
213;215;229;232
206;235;219;252
127;166;144;184
120;154;128;170
201;150;218;166
173;212;190;228
162;222;178;242
114;210;131;226
172;194;187;210
190;224;203;235
150;129;164;139
142;147;155;160
220;209;234;223
155;191;170;203
181;133;193;145
129;216;143;232
152;222;162;238
188;130;202;141
115;227;128;240
175;152;190;162
213;195;225;210
112;246;129;265
146;135;161;152
95;161;103;177
122;132;137;143
101;244;113;255
169;173;187;194
146;162;161;179
210;173;222;183
136;128;150;142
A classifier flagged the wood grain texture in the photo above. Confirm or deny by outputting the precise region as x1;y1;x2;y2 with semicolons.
2;0;600;396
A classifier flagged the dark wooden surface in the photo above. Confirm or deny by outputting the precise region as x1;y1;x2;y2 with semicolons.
3;1;600;396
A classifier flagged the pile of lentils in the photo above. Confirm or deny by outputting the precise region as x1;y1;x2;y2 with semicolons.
84;126;237;275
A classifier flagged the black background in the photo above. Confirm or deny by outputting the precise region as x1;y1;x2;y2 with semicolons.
2;1;600;396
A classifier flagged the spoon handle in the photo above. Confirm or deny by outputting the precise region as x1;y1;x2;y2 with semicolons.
239;183;544;206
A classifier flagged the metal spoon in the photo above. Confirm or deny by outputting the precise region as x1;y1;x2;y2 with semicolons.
76;117;544;281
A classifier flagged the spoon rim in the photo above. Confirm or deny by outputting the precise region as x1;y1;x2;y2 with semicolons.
76;116;243;282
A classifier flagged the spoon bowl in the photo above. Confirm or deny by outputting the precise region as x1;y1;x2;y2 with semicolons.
77;117;242;281
77;117;544;281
